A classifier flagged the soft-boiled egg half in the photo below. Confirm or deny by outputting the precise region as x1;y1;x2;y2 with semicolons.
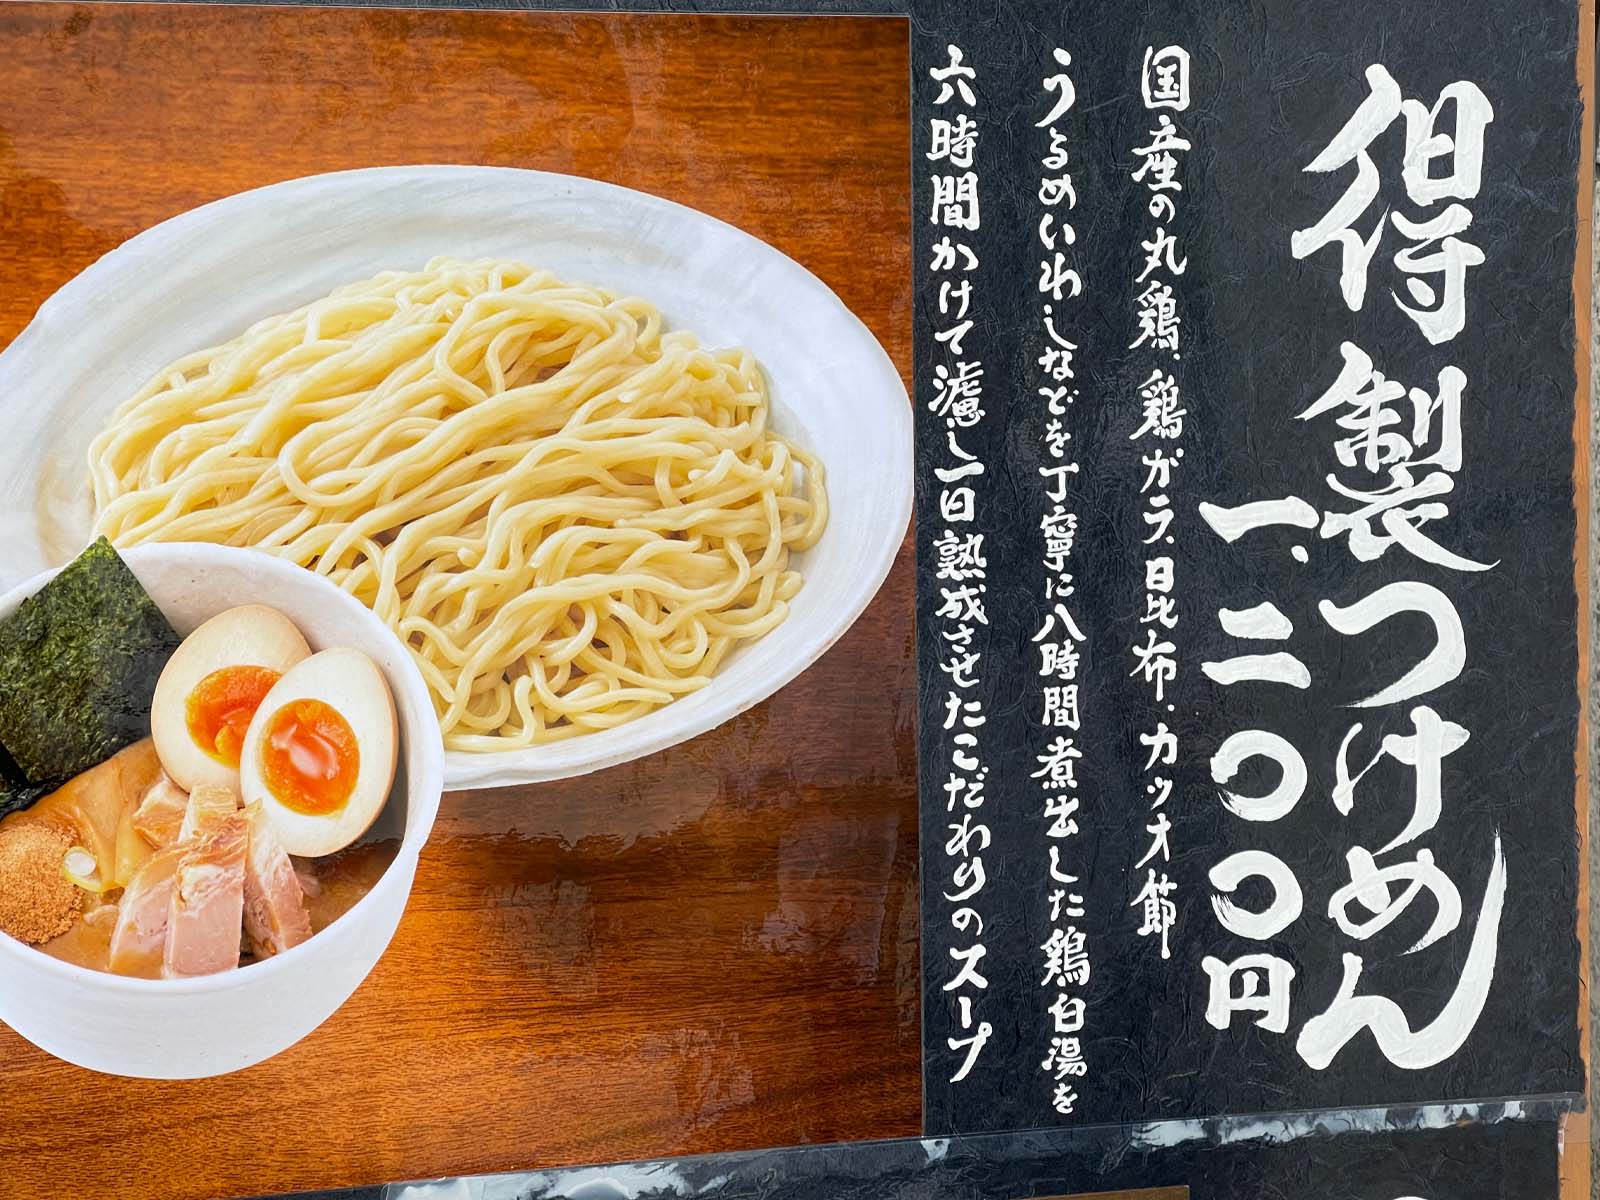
150;605;312;792
238;648;397;857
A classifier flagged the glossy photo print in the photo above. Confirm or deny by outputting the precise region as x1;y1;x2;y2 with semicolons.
0;5;915;1194
0;2;1592;1200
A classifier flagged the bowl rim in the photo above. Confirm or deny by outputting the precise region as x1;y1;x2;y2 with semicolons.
0;542;445;995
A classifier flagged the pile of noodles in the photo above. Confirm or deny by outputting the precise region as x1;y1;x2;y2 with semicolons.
90;258;827;751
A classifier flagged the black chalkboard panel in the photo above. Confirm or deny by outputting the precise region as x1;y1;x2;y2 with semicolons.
915;0;1585;1132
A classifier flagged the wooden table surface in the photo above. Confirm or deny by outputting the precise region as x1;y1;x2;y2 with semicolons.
0;7;917;1199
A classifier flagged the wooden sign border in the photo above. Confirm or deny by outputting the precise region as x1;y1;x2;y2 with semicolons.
1561;1;1595;1195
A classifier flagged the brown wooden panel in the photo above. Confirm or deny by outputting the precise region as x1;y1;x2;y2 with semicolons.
0;6;916;1199
1560;0;1595;1194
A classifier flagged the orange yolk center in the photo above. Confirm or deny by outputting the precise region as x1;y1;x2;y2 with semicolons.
260;698;360;816
185;665;282;767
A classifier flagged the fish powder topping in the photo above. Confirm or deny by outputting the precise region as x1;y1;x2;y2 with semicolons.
0;822;83;943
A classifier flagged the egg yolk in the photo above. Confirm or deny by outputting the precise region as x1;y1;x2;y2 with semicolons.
186;665;282;767
259;699;360;816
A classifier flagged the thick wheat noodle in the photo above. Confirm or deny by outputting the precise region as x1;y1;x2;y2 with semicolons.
88;257;827;751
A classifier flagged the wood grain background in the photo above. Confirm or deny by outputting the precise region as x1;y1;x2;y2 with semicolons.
1561;2;1594;1196
0;7;916;1199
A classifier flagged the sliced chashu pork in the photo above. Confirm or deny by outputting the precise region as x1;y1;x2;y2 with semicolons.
105;766;225;977
163;811;248;979
177;784;238;843
107;844;186;978
241;801;312;957
131;773;189;848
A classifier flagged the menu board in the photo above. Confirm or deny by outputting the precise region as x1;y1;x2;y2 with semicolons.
0;0;1586;1197
915;0;1587;1132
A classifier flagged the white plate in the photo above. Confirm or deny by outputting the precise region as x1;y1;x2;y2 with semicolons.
0;166;911;790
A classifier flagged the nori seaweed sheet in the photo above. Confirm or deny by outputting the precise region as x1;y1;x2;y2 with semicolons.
0;778;57;821
0;740;55;820
0;538;179;784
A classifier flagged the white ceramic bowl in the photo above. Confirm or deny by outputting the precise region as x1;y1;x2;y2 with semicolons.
0;165;912;789
0;543;444;1078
